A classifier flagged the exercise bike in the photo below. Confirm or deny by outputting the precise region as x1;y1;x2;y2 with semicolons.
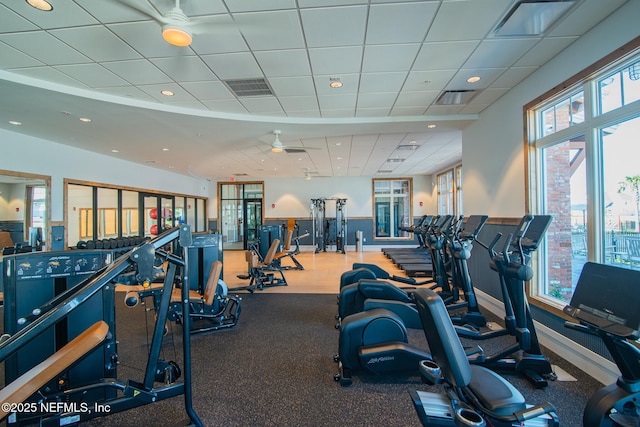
563;262;640;427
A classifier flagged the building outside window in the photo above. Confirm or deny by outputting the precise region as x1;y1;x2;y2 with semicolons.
527;46;640;307
437;170;454;215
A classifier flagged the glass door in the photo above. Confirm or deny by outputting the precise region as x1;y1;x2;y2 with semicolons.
244;199;262;249
140;193;174;237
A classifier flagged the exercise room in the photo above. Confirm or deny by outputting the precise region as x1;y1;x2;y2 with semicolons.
1;1;639;426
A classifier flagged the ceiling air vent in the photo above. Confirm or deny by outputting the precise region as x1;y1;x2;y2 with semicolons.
436;90;477;105
397;144;420;151
387;158;404;163
224;78;274;97
377;170;393;174
234;173;249;176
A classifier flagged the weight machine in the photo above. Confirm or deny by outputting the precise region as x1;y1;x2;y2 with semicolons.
0;226;203;426
310;198;347;254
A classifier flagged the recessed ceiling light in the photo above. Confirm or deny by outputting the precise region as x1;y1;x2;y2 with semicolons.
337;157;343;160
330;81;343;88
409;140;417;144
26;0;53;11
162;148;169;151
9;120;22;125
112;149;119;153
427;124;437;129
336;142;342;146
79;117;91;122
467;76;481;83
161;90;175;96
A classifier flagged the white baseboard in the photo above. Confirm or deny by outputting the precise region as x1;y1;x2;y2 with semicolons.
475;289;619;386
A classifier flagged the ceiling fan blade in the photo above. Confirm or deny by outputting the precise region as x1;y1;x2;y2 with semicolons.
114;0;168;24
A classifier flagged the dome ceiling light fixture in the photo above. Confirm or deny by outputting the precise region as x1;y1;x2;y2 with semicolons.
26;0;53;11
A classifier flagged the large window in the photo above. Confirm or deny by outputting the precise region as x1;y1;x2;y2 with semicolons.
373;178;411;239
528;44;640;308
66;180;207;247
436;165;463;216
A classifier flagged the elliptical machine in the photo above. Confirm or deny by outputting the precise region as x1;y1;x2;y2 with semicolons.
564;262;640;427
461;214;556;388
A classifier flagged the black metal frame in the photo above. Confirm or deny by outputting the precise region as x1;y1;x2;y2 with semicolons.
0;226;203;426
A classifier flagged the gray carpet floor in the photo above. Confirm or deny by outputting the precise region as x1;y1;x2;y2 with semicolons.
76;292;605;426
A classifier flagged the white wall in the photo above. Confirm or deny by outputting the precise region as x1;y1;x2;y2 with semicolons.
0;128;209;222
462;1;640;216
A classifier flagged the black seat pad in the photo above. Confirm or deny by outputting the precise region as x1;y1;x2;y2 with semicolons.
468;364;526;416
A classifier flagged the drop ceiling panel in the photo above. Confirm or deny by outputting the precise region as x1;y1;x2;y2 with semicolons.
308;47;363;75
0;4;38;33
11;66;88;87
224;0;297;13
268;76;317;96
201;98;248;114
0;32;90;66
362;44;421;73
395;90;439;108
357;92;398;109
447;67;506;89
50;26;142;63
200;52;263;80
365;2;438;44
151;56;219;82
314;73;359;95
466;87;509;106
489;66;538;88
513;37;578;67
403;70;456;92
463;38;540;69
54;64;128;88
547;0;629;37
318;92;357;110
300;6;367;48
426;0;512;42
299;0;366;6
254;49;311;77
240;97;285;115
0;0;98;28
138;83;199;103
235;10;305;51
413;41;480;71
359;72;408;93
278;96;320;112
94;86;157;102
102;59;172;85
180;81;233;100
356;107;392;117
189;25;249;55
72;0;158;24
0;43;44;69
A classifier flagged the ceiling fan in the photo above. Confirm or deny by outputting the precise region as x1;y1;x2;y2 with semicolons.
269;130;321;153
116;0;283;47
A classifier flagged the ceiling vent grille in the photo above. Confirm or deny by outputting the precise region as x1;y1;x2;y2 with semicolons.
234;173;249;176
397;144;420;150
224;78;274;97
387;158;405;163
377;170;393;173
436;90;477;105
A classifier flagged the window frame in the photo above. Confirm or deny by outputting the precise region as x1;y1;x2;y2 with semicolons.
372;178;413;240
525;36;640;316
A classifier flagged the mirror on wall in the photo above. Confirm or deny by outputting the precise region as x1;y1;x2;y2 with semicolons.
0;170;50;252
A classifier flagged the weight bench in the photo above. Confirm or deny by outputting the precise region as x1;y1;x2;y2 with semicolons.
232;239;288;292
0;321;109;420
169;260;241;334
409;288;559;426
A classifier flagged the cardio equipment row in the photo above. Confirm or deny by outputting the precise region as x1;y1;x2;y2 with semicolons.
333;214;561;427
